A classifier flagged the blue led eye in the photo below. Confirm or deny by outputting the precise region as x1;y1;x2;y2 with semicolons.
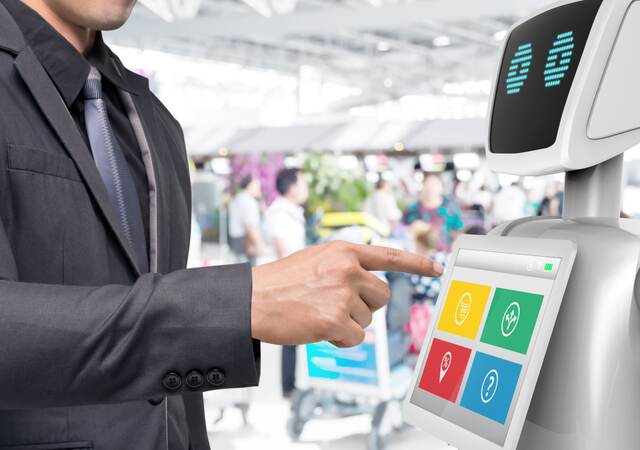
505;43;533;95
544;31;575;88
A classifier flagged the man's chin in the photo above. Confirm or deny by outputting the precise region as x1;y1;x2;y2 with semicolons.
101;0;137;29
83;3;136;31
99;20;129;31
87;14;133;31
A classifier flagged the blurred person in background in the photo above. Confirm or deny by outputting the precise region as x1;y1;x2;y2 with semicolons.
454;180;490;230
464;224;488;236
389;225;449;359
229;175;265;265
492;181;528;225
264;168;309;398
407;224;449;304
472;185;493;214
364;177;402;230
537;182;564;216
403;172;464;251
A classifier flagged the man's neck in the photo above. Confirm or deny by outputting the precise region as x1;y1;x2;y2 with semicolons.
283;195;299;207
422;197;441;209
21;0;95;54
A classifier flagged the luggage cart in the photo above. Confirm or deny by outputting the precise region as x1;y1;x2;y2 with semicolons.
287;211;411;449
287;308;413;450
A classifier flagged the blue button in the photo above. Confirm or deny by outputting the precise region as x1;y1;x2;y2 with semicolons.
460;352;522;424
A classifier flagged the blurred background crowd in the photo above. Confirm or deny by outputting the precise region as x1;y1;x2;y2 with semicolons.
185;151;604;449
107;0;640;448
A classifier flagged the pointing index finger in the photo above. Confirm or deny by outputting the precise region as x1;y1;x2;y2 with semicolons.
353;244;444;277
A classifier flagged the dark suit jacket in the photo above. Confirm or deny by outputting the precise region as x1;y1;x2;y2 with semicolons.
0;3;260;449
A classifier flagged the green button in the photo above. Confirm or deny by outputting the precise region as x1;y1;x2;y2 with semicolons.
480;288;544;355
544;263;553;271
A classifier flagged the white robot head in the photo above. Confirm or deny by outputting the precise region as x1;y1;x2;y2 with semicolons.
486;0;640;175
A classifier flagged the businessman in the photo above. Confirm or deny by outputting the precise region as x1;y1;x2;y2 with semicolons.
0;0;443;449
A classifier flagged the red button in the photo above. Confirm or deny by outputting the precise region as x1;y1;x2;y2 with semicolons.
419;338;472;402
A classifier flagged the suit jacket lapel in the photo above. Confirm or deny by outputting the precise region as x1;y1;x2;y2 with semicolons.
131;90;170;274
108;59;166;274
0;2;23;55
14;47;143;277
117;88;163;274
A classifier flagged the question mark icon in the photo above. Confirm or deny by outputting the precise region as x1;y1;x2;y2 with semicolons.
481;369;499;404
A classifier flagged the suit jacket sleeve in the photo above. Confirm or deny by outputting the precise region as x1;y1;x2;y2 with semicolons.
0;214;260;409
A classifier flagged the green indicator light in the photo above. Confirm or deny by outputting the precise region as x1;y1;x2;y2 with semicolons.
544;263;554;271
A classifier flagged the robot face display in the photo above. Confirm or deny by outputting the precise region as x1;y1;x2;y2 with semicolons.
486;0;640;175
490;0;601;155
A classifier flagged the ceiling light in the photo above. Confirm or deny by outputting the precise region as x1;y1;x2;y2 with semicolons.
453;152;480;169
364;0;384;7
442;80;491;95
270;0;298;15
493;30;508;42
433;36;451;47
384;78;393;88
394;142;405;152
242;0;272;17
377;41;391;52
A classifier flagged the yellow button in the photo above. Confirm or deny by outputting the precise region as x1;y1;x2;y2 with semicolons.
437;280;491;339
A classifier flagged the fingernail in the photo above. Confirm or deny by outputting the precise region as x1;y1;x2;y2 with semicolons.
433;263;444;276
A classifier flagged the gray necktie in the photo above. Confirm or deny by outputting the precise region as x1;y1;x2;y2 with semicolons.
84;67;149;273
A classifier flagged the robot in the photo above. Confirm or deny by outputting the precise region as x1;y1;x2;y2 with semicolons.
486;0;640;448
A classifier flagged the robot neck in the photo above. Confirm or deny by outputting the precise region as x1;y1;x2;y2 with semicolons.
563;154;623;219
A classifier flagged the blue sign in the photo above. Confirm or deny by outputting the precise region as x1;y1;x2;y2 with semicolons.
306;341;378;385
544;31;575;88
506;43;533;95
460;352;522;424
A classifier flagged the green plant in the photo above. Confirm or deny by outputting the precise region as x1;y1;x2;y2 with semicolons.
303;153;371;213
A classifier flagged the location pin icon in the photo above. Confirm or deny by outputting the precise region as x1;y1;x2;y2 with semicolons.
440;352;452;383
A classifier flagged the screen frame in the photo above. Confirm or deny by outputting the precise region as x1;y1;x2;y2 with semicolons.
490;1;601;155
485;0;640;176
402;235;577;450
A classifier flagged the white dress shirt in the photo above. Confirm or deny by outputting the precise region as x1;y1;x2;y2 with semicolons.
264;197;306;257
228;190;261;239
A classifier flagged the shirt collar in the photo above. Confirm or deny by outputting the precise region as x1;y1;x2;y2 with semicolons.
2;0;141;106
273;197;305;218
86;33;145;96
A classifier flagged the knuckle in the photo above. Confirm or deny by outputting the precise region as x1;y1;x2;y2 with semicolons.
342;260;360;277
353;328;366;346
331;304;347;323
363;311;373;328
319;315;338;338
328;240;349;253
334;286;352;301
385;246;401;265
320;258;358;280
336;300;350;318
381;283;392;304
334;259;357;276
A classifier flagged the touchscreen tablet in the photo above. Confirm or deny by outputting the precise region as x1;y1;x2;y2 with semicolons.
403;235;577;450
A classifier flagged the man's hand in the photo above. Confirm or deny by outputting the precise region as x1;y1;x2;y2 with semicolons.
251;241;443;347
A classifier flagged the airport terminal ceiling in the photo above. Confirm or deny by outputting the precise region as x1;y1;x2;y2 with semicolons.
110;0;558;105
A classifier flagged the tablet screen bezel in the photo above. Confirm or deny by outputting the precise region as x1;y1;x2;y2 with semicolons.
402;234;577;450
